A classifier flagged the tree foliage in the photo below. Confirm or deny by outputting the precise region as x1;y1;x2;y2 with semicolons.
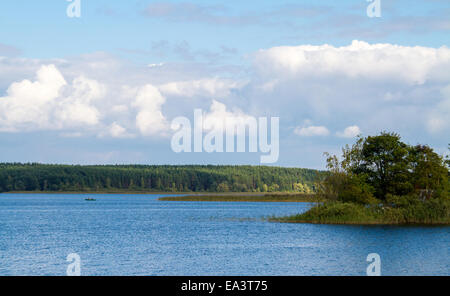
319;132;449;203
0;164;321;193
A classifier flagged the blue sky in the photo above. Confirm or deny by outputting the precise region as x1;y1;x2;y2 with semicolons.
1;0;448;57
0;0;449;168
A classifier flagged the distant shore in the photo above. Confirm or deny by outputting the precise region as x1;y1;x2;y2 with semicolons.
1;191;317;199
2;191;321;202
4;191;447;225
159;193;321;202
1;190;188;195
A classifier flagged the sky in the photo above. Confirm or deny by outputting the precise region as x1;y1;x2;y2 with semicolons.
0;0;449;169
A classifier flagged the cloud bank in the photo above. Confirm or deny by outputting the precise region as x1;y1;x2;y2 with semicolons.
254;40;450;85
0;40;449;166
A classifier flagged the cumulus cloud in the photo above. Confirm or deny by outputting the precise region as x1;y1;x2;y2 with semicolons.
336;125;361;138
249;40;450;144
108;122;133;138
254;40;450;85
0;63;175;138
55;76;105;128
202;100;255;134
1;39;449;159
133;85;169;136
0;64;103;132
294;125;330;137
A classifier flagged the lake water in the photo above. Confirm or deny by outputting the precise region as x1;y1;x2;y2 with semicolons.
0;193;448;276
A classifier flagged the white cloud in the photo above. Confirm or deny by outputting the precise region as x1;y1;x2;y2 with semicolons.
202;100;255;134
294;125;330;137
55;76;105;128
0;64;103;132
1;40;449;155
249;40;450;143
108;122;133;138
254;40;450;85
110;104;129;114
336;125;361;138
0;63;172;138
133;85;169;136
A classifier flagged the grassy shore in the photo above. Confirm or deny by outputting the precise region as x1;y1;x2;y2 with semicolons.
159;193;321;202
270;199;450;225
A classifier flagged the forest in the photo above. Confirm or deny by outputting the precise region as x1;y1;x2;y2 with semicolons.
0;164;320;193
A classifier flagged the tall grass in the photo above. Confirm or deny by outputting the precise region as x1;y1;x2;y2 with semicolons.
159;193;321;202
272;198;450;225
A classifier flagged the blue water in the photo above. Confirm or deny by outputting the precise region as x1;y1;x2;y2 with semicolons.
0;194;448;276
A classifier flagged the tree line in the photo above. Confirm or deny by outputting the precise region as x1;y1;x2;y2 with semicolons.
0;164;320;193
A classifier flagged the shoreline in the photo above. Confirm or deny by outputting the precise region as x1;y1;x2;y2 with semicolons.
1;191;190;195
2;191;447;225
1;191;321;202
270;201;450;226
1;191;314;196
159;193;321;203
269;219;450;226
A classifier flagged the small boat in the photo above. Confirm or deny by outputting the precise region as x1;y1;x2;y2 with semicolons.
85;198;96;201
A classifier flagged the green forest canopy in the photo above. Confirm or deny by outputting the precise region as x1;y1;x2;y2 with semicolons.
0;164;321;193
